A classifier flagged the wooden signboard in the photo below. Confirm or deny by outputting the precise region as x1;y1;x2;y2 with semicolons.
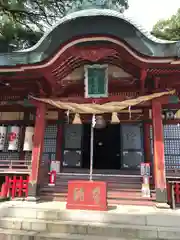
66;180;107;211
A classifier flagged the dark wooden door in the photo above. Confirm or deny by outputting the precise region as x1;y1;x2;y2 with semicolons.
93;125;121;169
121;124;144;169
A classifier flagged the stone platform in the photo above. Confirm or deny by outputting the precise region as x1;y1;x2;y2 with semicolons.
0;201;180;239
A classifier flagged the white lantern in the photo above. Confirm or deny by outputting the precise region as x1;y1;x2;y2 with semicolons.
50;160;60;173
23;126;34;151
0;126;7;151
8;126;20;151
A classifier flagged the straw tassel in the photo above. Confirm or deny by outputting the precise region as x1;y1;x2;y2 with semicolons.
175;109;180;119
73;113;82;124
111;112;120;123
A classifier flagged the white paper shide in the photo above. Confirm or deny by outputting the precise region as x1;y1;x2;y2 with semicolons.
8;126;20;151
23;126;34;151
0;126;7;151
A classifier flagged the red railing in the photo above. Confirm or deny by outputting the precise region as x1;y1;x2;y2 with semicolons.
167;180;180;209
1;175;29;199
0;159;31;170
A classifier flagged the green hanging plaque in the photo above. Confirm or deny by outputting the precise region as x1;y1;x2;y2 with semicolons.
84;64;108;98
168;95;179;104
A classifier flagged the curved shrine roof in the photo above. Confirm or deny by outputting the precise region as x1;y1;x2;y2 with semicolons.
0;9;179;67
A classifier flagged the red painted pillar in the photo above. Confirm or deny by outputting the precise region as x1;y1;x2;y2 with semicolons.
152;100;167;203
27;102;46;201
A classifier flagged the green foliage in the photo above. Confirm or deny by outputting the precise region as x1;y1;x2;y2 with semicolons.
152;8;180;41
69;0;128;13
0;0;128;50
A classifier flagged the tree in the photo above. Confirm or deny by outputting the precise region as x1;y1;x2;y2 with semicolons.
0;0;128;50
152;8;180;41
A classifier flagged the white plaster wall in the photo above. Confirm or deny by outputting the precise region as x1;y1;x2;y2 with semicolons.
0;112;24;120
45;111;58;120
62;64;132;81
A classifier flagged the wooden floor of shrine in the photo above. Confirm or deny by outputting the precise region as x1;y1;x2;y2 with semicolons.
40;168;156;206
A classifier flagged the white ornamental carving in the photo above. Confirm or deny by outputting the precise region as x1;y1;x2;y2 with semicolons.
23;126;34;151
0;126;7;151
8;126;20;151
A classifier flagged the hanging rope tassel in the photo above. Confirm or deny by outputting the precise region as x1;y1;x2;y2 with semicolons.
128;106;132;120
111;112;120;123
73;113;82;124
175;109;180;119
66;110;70;124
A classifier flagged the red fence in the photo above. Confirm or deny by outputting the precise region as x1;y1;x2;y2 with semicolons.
1;175;29;199
167;181;180;204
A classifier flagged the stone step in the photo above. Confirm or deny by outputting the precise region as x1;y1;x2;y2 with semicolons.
53;179;142;183
40;191;155;200
40;187;155;200
41;186;143;192
41;183;142;189
2;205;178;227
3;206;147;224
53;184;144;189
39;195;155;205
0;228;145;240
0;217;179;240
55;178;142;185
55;177;142;182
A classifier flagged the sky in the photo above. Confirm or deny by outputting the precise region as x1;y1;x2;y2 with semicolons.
124;0;180;31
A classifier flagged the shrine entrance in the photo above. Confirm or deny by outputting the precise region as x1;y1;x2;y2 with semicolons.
63;123;144;172
82;124;121;170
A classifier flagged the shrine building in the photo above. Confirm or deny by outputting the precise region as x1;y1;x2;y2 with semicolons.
0;4;180;207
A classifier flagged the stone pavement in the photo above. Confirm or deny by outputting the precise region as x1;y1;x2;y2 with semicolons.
0;201;180;239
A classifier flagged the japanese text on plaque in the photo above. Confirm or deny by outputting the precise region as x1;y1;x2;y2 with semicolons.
73;188;84;201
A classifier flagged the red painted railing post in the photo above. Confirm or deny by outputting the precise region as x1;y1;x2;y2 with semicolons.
5;176;9;197
1;183;8;198
18;176;23;197
48;170;57;186
11;176;17;199
25;176;29;197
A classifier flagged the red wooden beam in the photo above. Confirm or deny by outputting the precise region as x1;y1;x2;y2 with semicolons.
57;81;139;97
0;105;35;112
53;59;86;83
42;69;57;90
154;77;160;89
70;46;117;62
140;69;147;93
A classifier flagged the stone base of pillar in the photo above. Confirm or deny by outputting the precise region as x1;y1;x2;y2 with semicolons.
156;188;167;203
27;182;40;202
26;196;40;202
155;202;170;209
